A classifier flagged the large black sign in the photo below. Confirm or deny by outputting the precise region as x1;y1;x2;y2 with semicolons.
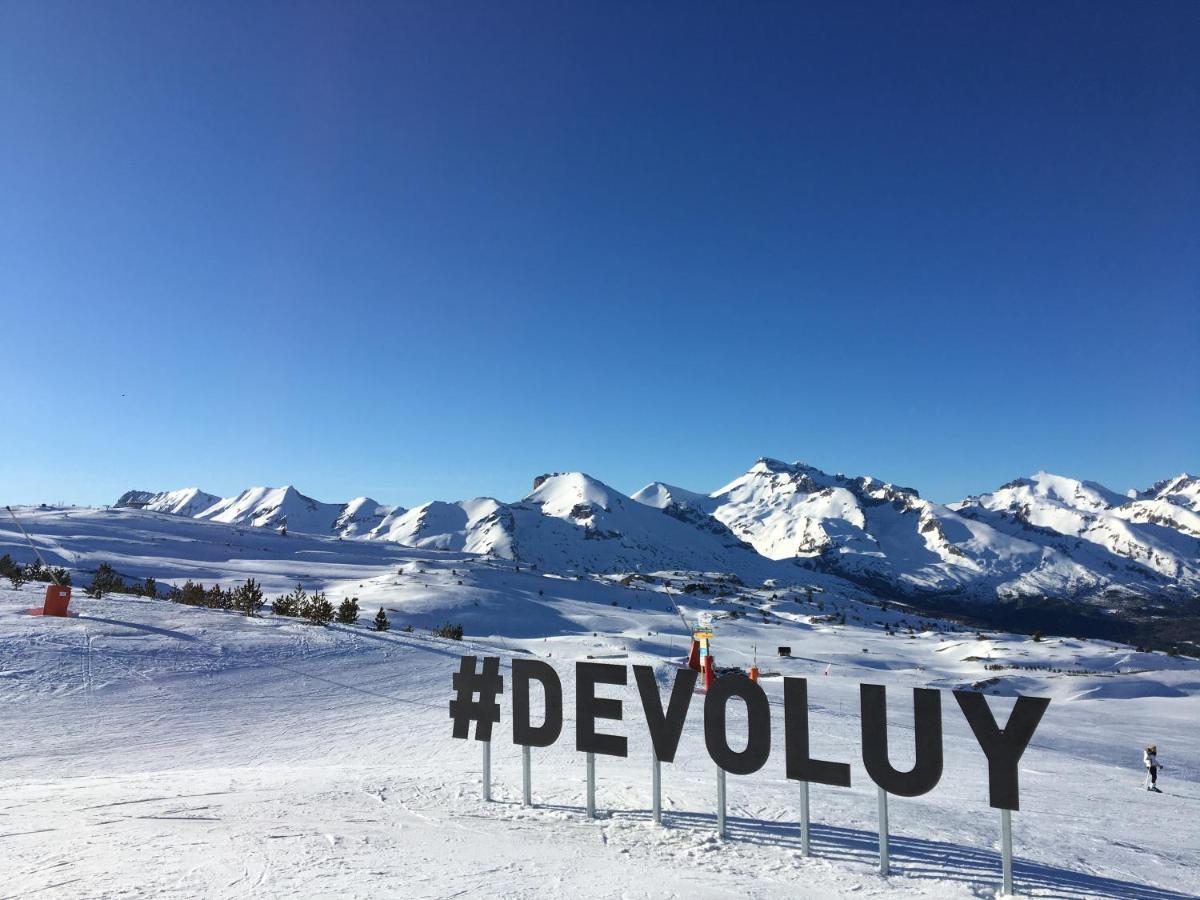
451;656;1049;811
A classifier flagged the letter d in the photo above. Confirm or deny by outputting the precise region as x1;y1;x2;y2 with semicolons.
512;659;563;747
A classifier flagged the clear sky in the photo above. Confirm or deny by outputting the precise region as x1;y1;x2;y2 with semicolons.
2;1;1197;509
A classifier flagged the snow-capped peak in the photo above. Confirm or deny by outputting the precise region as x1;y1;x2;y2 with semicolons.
630;482;709;510
1129;473;1200;509
526;472;623;518
115;488;223;518
333;497;398;537
954;471;1200;586
996;471;1127;512
110;457;1200;606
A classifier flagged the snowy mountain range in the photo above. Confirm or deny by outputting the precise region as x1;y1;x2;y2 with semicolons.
115;459;1200;610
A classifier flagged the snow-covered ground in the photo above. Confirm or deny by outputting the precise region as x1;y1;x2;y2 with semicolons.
1;508;1198;898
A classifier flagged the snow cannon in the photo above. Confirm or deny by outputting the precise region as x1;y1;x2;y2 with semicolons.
39;584;72;617
5;506;73;617
695;614;715;691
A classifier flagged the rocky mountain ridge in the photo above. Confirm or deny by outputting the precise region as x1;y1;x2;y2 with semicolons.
116;460;1199;612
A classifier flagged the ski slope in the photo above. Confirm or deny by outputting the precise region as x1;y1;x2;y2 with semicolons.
1;508;1198;898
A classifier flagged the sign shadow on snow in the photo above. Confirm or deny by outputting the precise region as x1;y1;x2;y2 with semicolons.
488;802;1194;900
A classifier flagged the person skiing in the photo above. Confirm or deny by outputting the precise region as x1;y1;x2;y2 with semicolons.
1144;744;1163;792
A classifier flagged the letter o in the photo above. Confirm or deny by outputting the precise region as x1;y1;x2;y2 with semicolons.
704;673;771;775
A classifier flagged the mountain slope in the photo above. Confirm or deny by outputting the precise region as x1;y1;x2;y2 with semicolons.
500;472;785;577
1120;474;1200;538
115;488;222;517
190;486;400;539
368;498;510;555
335;496;400;537
662;459;1074;598
634;459;1200;605
108;462;1199;608
952;471;1200;588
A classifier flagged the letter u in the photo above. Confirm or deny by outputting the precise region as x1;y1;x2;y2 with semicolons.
860;684;943;797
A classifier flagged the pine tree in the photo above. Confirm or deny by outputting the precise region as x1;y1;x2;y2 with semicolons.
176;580;207;606
273;583;306;617
1;554;25;589
143;577;157;599
86;563;124;598
373;608;390;632
272;592;294;616
305;591;335;625
233;578;265;617
206;583;232;610
336;596;360;625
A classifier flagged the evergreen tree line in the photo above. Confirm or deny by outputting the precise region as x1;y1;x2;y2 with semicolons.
1;554;72;588
2;555;461;638
173;578;265;615
84;563;158;599
271;583;348;626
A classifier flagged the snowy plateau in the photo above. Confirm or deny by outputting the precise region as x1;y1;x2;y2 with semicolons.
1;459;1198;899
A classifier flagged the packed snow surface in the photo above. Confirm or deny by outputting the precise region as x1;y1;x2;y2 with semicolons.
1;507;1198;898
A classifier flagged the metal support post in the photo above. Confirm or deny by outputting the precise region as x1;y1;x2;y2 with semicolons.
522;744;532;807
800;781;811;857
652;757;662;825
586;752;596;818
1001;808;1014;896
717;768;727;839
482;740;492;802
878;787;890;876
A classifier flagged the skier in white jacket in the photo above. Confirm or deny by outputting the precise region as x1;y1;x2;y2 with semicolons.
1144;745;1163;792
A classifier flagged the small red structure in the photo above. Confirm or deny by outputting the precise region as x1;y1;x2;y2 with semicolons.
28;584;73;617
687;639;702;672
5;506;74;618
43;584;72;616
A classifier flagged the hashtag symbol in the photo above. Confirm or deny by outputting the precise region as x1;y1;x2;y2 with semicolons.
449;655;504;741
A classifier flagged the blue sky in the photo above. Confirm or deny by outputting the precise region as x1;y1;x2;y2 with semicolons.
2;1;1197;508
